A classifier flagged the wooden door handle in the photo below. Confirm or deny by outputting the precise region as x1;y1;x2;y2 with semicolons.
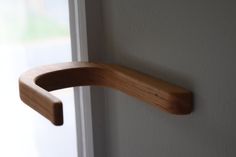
19;62;193;126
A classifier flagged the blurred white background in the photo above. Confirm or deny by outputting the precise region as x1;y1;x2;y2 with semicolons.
0;0;77;156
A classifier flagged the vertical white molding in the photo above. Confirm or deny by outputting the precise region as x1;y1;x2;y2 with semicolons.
68;0;94;157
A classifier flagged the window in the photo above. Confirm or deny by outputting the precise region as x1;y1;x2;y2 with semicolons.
0;0;77;156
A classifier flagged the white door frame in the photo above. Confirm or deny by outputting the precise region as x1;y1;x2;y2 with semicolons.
68;0;94;157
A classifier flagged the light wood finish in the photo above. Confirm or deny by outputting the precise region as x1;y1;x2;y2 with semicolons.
19;62;193;126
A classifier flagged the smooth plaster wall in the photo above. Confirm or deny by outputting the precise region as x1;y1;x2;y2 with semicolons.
85;0;236;156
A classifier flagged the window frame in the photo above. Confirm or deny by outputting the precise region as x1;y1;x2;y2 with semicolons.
68;0;94;157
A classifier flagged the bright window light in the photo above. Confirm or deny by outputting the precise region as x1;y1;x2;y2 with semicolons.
0;0;77;157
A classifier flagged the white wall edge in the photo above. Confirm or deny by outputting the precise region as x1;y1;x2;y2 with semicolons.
68;0;94;157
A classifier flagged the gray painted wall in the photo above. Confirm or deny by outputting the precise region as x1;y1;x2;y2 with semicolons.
85;0;236;156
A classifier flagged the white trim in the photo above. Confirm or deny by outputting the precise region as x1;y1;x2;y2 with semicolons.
68;0;94;157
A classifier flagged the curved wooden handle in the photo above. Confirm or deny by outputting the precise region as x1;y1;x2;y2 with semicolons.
19;62;193;125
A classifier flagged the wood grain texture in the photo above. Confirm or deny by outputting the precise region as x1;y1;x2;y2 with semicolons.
19;62;193;125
